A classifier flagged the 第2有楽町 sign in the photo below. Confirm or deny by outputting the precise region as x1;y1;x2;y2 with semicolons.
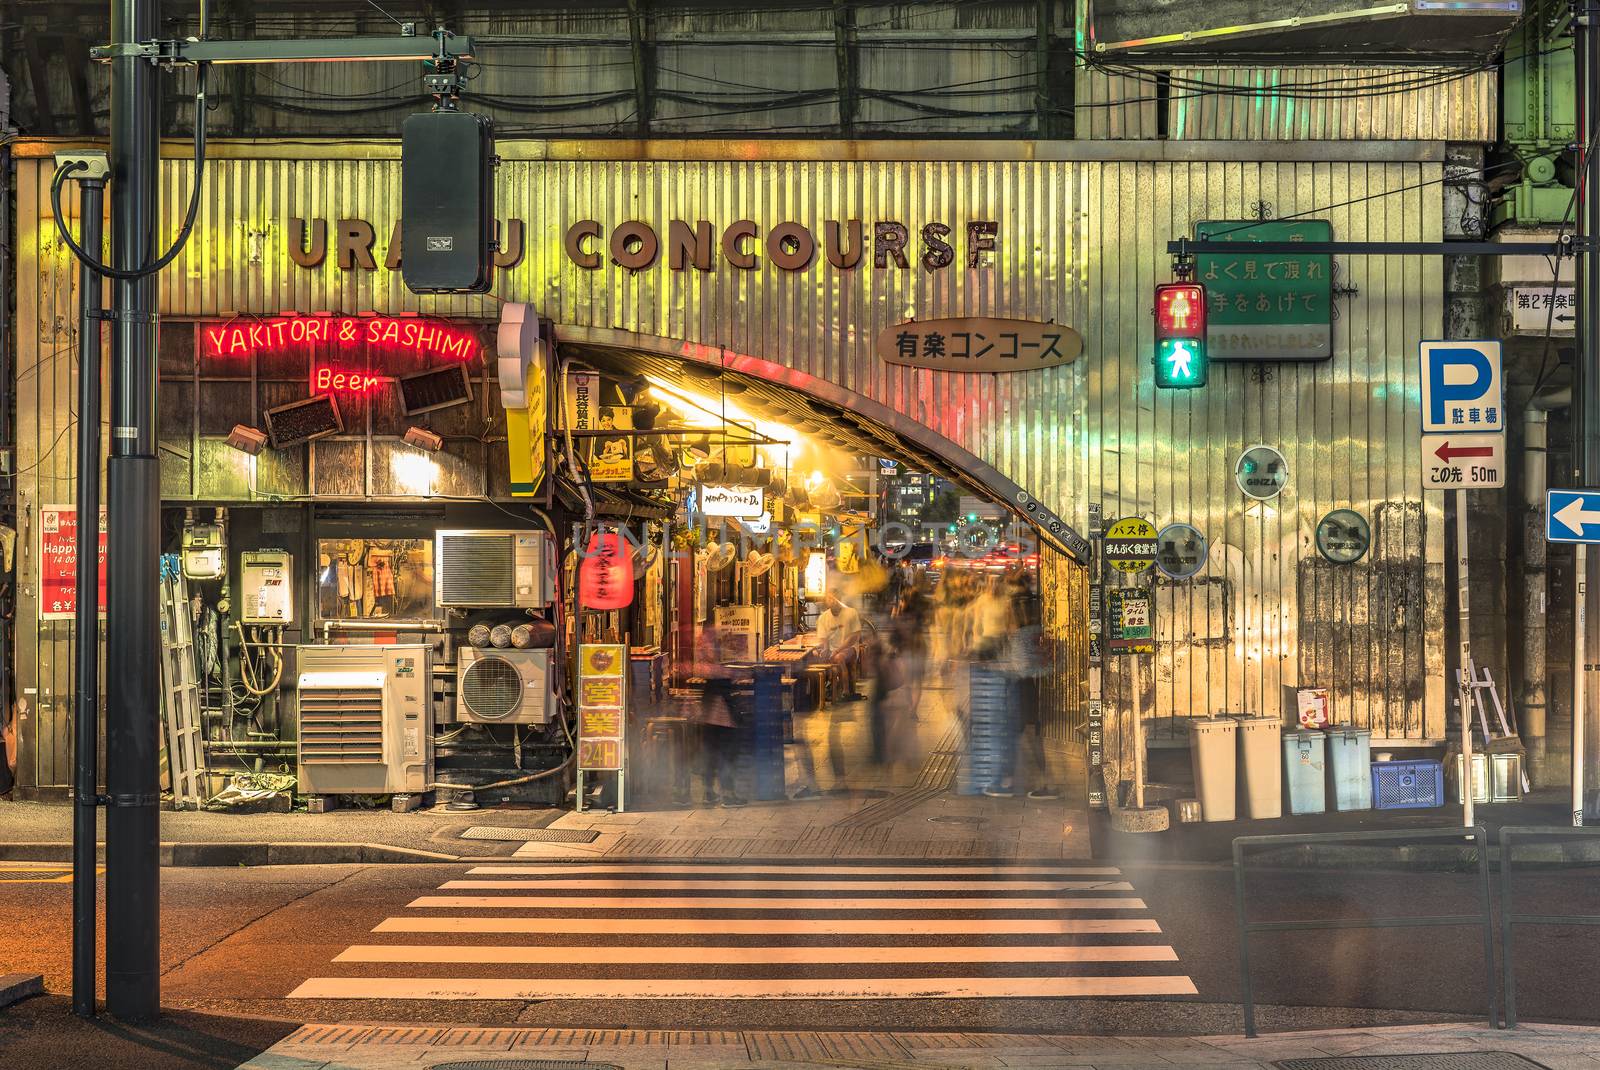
877;318;1082;374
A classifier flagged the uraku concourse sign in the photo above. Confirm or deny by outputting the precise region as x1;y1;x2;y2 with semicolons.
877;318;1082;374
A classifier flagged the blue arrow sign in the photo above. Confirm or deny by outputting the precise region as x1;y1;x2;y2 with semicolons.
1547;489;1600;543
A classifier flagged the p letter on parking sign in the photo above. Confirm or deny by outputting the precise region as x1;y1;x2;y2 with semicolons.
1421;340;1503;434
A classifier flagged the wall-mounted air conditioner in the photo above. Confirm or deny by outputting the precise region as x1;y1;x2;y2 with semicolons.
296;644;433;795
435;529;553;608
453;647;554;725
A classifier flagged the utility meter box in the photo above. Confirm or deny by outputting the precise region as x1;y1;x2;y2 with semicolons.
239;550;294;625
181;522;226;581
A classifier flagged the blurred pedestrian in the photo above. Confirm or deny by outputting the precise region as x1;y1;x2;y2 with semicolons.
690;626;745;807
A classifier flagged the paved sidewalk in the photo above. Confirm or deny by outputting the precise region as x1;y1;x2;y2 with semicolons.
240;1021;1600;1069
1;682;1090;866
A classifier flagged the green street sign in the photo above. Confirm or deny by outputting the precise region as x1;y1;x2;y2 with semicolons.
1195;220;1333;362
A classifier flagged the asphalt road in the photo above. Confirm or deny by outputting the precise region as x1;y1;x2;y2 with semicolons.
3;856;1598;1069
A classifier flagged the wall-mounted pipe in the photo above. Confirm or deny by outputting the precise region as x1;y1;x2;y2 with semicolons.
1524;387;1571;786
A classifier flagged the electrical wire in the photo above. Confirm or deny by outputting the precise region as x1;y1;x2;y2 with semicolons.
49;63;211;281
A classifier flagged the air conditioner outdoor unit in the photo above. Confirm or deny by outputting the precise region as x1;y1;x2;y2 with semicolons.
453;646;554;725
296;644;434;795
435;529;553;608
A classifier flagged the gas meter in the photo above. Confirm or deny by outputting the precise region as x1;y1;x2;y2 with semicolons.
180;522;226;581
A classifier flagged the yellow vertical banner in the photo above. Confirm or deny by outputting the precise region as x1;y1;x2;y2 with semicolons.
503;341;547;498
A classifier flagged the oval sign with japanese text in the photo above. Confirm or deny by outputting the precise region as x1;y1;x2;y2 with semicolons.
1104;517;1158;574
876;318;1082;374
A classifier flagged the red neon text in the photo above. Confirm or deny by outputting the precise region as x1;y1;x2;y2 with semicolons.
202;316;479;362
313;367;386;393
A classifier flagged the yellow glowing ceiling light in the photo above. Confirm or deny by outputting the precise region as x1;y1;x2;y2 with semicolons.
806;469;825;488
646;375;796;467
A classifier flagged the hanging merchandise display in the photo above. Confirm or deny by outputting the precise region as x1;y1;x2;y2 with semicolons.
579;530;635;610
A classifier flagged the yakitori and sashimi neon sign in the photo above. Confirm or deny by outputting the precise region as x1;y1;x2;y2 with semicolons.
202;316;481;395
202;316;481;361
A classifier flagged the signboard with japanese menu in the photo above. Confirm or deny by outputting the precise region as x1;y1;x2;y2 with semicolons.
1195;220;1334;362
39;505;107;621
577;643;628;775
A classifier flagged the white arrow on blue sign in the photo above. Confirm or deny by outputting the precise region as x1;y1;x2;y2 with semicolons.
1420;340;1503;435
1547;489;1600;543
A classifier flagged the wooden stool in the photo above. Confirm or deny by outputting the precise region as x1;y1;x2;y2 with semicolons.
804;664;833;711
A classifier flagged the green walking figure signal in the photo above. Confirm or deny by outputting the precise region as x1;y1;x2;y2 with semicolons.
1154;282;1207;388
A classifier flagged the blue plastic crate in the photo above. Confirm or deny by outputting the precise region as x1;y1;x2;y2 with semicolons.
1371;759;1444;810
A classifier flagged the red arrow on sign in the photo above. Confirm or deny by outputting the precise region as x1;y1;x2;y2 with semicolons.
1434;440;1495;463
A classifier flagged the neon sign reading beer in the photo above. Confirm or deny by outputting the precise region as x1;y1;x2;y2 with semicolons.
201;316;480;395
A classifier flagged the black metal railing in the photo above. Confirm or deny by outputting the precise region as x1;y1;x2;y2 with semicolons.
1232;826;1497;1037
1499;825;1600;1028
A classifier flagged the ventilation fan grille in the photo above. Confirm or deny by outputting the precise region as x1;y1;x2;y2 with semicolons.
462;654;524;720
439;533;516;605
299;686;385;763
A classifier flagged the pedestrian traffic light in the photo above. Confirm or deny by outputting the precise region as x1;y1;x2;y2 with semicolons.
1154;282;1207;388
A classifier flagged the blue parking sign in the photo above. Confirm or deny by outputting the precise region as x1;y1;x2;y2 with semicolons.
1420;340;1502;434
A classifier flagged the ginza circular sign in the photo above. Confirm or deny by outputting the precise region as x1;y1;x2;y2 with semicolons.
1235;444;1289;501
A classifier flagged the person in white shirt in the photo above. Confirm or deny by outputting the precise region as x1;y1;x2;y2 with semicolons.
816;592;866;702
816;593;862;654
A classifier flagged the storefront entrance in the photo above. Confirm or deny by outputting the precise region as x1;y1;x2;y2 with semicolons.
535;340;1092;861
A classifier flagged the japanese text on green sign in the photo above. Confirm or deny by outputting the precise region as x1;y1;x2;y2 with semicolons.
1195;220;1333;362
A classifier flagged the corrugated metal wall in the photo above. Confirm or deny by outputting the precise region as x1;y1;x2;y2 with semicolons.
11;139;1448;786
1075;66;1496;142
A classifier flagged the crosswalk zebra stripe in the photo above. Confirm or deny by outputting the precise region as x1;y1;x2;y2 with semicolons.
334;944;1181;965
288;975;1200;1000
408;895;1148;911
464;864;1123;877
438;878;1136;892
372;916;1164;935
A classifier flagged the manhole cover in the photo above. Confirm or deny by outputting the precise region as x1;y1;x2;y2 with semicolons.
459;827;599;844
433;1061;621;1070
1276;1054;1550;1070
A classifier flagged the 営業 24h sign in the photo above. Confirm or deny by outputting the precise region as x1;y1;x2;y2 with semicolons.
1195;220;1333;362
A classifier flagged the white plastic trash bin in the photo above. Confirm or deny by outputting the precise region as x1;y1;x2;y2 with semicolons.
1236;716;1283;819
1283;730;1327;815
1189;718;1239;822
1327;727;1372;811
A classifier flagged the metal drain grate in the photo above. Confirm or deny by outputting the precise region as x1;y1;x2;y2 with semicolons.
459;826;600;844
434;1061;621;1070
1276;1054;1550;1070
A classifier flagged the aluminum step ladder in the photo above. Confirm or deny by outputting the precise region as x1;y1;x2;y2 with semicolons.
159;555;207;809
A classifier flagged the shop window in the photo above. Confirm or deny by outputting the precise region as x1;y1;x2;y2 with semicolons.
317;538;435;621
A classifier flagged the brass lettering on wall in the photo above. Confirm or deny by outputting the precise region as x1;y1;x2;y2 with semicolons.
288;215;997;274
288;217;327;268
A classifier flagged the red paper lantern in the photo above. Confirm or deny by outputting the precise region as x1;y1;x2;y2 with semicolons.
579;530;634;610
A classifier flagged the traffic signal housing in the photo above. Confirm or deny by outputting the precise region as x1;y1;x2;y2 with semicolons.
1154;282;1207;388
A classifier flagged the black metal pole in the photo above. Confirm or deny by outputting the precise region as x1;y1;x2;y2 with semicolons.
1579;0;1600;822
105;0;162;1024
72;176;105;1021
